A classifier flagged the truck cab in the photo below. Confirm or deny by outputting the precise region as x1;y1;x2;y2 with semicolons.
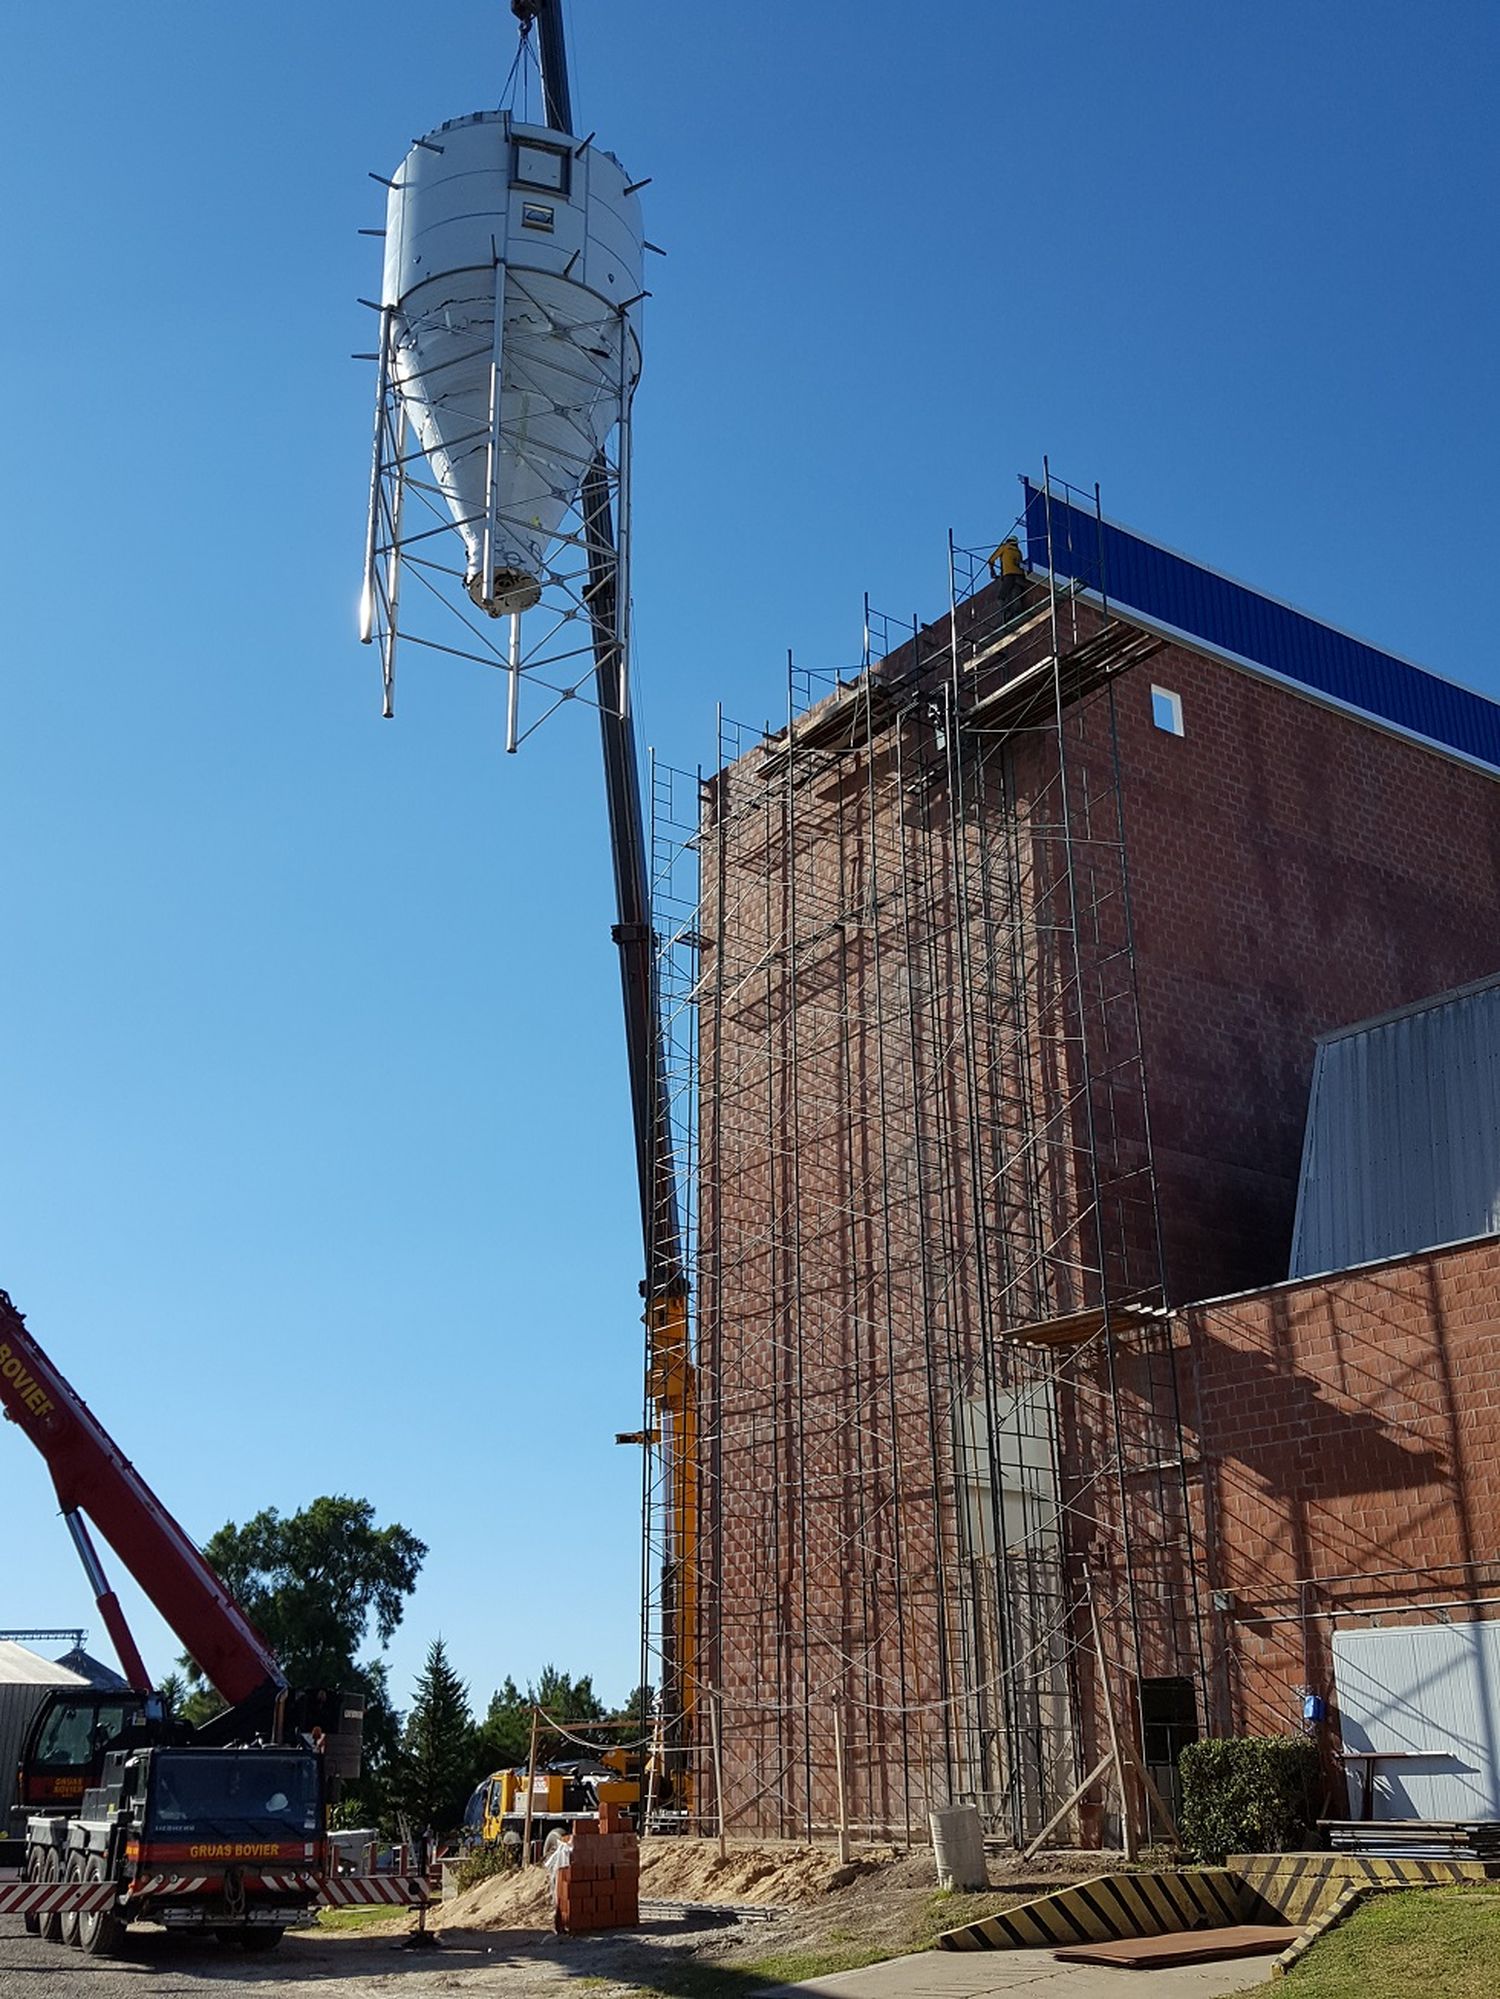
10;1689;157;1841
26;1740;325;1953
466;1754;639;1858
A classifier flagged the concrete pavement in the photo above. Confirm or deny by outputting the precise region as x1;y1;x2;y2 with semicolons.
756;1945;1281;1999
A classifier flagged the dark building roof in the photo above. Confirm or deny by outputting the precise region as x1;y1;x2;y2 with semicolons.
1022;478;1500;775
52;1646;130;1690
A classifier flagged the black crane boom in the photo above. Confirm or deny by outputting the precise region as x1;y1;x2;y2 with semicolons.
514;0;683;1296
511;0;695;1805
511;0;574;133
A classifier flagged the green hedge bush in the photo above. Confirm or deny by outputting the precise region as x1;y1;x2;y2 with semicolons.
1178;1734;1321;1862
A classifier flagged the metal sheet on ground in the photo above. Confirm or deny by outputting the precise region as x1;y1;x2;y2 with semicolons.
1054;1924;1299;1968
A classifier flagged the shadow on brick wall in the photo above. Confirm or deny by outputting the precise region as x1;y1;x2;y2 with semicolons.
1193;1325;1448;1497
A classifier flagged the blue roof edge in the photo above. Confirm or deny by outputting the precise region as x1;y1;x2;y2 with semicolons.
1020;478;1500;775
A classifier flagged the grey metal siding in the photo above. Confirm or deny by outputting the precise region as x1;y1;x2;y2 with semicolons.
0;1647;90;1834
0;1680;56;1825
1333;1622;1500;1820
1290;977;1500;1279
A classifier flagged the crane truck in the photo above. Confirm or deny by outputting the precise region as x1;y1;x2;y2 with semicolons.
0;1290;388;1954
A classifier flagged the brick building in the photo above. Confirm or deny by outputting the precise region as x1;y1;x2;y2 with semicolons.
1188;976;1500;1817
1188;1233;1500;1762
673;484;1500;1844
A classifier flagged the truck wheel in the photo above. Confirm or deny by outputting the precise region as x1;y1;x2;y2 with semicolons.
61;1854;84;1947
77;1857;126;1958
40;1849;64;1945
238;1927;284;1952
22;1845;44;1936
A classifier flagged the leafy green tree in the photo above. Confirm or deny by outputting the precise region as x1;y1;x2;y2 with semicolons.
342;1657;403;1829
613;1682;655;1741
176;1494;423;1831
161;1668;227;1732
532;1664;605;1723
475;1676;531;1772
472;1668;628;1778
389;1639;476;1835
183;1496;426;1690
179;1683;228;1728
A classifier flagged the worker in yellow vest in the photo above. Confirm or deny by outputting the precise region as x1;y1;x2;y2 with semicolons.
988;537;1026;622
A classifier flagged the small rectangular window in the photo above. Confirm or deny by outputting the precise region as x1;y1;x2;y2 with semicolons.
514;140;569;195
521;202;555;232
1151;685;1184;736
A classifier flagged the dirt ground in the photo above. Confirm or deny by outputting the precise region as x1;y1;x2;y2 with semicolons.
0;1841;1123;1997
438;1837;910;1933
434;1836;1113;1981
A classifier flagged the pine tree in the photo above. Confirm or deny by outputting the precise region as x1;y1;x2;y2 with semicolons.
389;1638;476;1835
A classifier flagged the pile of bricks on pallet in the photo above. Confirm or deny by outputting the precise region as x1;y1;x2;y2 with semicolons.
554;1804;640;1933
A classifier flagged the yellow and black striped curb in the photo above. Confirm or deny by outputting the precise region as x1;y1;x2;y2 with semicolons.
1229;1852;1500;1925
936;1868;1247;1951
1270;1884;1372;1980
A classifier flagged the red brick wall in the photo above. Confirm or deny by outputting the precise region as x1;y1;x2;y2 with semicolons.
1116;648;1500;1302
695;718;977;1838
692;571;1500;1840
1184;1235;1500;1753
693;595;1191;1839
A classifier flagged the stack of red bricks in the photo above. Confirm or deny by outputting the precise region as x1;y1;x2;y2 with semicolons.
554;1805;640;1933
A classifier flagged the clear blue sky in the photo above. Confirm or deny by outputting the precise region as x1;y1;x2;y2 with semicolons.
5;2;1498;1722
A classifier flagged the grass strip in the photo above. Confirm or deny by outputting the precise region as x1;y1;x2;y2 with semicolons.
1248;1886;1500;1999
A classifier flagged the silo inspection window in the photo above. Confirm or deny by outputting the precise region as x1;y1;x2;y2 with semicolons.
521;203;556;232
514;140;570;195
1151;686;1185;736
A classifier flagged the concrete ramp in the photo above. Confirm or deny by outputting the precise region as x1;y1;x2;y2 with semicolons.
936;1869;1249;1951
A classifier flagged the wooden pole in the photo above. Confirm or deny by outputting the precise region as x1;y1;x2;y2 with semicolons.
520;1705;541;1869
1020;1751;1115;1861
1078;1591;1180;1844
643;1708;661;1836
1086;1576;1138;1861
831;1699;851;1865
710;1690;728;1860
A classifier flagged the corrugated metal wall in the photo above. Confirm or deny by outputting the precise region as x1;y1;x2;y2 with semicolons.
1333;1621;1500;1819
0;1680;54;1817
0;1645;88;1835
1021;480;1500;774
1290;976;1500;1278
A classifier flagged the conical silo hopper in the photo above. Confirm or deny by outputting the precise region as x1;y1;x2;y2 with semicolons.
382;111;644;616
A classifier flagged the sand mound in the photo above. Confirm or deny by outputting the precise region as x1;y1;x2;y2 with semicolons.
640;1839;897;1906
435;1864;557;1931
437;1839;903;1932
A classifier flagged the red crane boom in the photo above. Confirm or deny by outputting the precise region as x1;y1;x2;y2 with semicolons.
0;1289;284;1706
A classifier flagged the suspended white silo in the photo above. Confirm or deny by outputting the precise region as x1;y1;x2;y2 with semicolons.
377;110;644;619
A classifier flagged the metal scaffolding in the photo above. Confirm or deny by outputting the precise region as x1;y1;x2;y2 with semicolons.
644;470;1205;1847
